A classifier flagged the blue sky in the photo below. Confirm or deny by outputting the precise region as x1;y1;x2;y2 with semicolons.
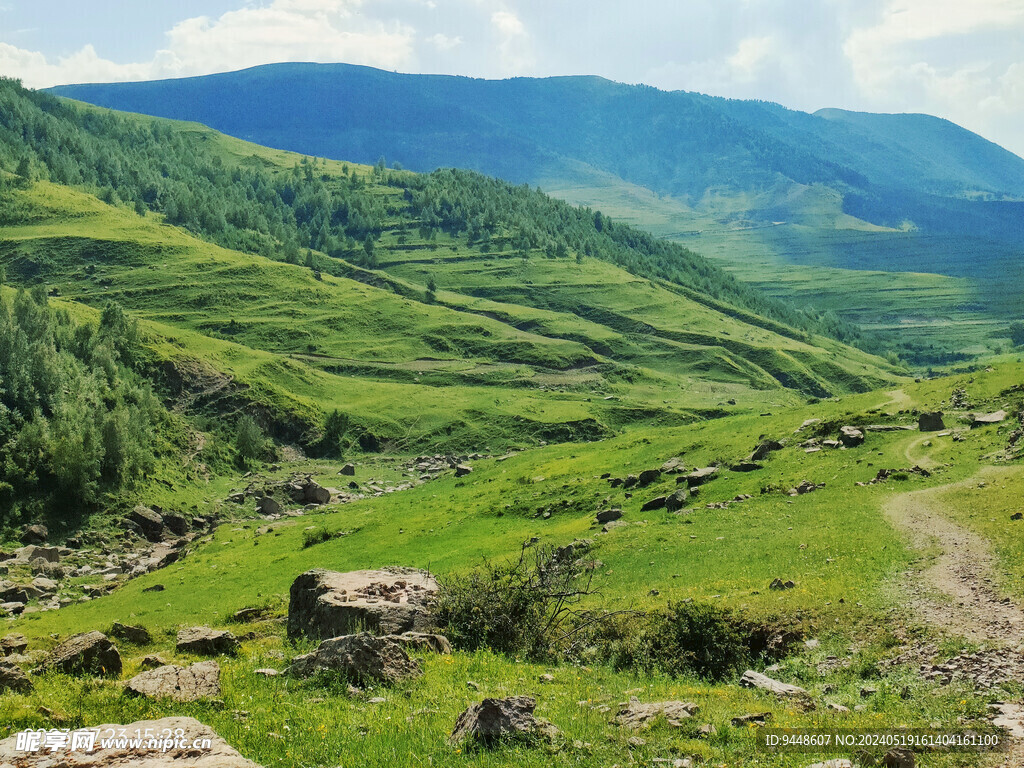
2;0;1023;156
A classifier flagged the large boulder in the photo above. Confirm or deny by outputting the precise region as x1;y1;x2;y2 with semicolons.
0;716;262;767
111;622;152;645
176;626;239;656
971;409;1008;427
0;660;32;693
126;661;221;702
595;508;623;524
42;631;122;677
287;568;438;641
450;696;560;747
664;488;689;512
838;426;865;447
613;698;699;729
303;482;331;505
0;633;28;656
636;469;661;487
288;633;422;686
918;412;946;431
130;505;167;542
686;467;718;487
20;524;48;545
750;440;784;461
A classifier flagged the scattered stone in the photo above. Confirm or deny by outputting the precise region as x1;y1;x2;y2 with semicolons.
257;496;283;515
110;622;152;645
130;505;167;542
637;469;661;487
789;481;823;496
881;746;915;767
731;712;772;727
751;440;784;461
254;668;279;677
20;525;48;545
176;626;239;656
686;467;718;486
918;412;945;431
860;686;878;697
339;463;356;476
826;702;851;713
613;699;699;729
287;568;438;641
641;496;667;512
0;661;32;693
1;633;28;656
730;461;763;472
142;583;165;592
538;673;555;683
797;418;821;432
232;606;270;623
838;426;865;447
1012;512;1023;521
769;578;796;591
455;464;473;478
302;481;331;505
596;508;624;524
42;631;122;677
126;661;221;702
288;633;422;686
740;670;814;709
467;680;480;691
140;654;167;670
450;696;560;747
386;632;453;654
660;458;686;474
807;760;854;768
664;488;689;512
971;410;1007;427
0;716;262;767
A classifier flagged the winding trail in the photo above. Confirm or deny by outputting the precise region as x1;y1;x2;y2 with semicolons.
884;469;1024;765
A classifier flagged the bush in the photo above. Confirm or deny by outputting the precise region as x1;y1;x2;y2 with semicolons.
433;543;593;659
234;414;265;464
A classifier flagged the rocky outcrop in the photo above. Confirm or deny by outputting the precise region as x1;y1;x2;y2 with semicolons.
42;631;122;677
287;568;438;641
1;633;27;656
838;426;865;447
126;661;221;702
971;409;1007;427
450;696;560;747
0;716;262;767
0;660;32;693
288;633;422;686
613;698;699;729
176;626;239;656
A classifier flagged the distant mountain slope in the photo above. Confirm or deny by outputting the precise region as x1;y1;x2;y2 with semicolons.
48;64;1024;366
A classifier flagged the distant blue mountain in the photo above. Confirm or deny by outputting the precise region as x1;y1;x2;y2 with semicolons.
49;62;1024;247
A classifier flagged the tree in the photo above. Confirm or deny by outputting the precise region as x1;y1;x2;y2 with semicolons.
319;409;349;456
15;156;31;180
235;414;265;465
1009;321;1024;347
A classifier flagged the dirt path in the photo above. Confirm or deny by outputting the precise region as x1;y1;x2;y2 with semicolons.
884;470;1024;765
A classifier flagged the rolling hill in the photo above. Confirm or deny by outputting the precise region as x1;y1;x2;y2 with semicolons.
50;63;1024;364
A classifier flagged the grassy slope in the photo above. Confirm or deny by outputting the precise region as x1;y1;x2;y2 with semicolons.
5;364;1021;767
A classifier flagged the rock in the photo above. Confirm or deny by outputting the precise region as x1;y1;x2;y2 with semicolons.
660;458;686;474
20;524;48;545
129;505;167;542
0;602;25;616
1012;512;1023;521
257;495;283;515
807;760;854;768
622;474;639;488
303;482;331;505
0;716;262;767
731;712;772;726
126;660;221;702
838;426;865;447
110;622;152;645
0;581;28;603
232;606;270;623
918;412;945;431
288;633;422;686
385;632;453;654
881;747;915;767
769;578;796;590
0;661;32;693
740;670;814;708
789;480;823;496
339;463;356;476
21;545;61;563
613;699;699;728
176;626;240;656
826;701;851;713
822;439;842;449
140;654;167;670
665;488;689;512
455;464;473;477
287;568;438;641
595;508;623;524
860;686;878;697
450;696;560;747
142;583;165;592
797;418;821;431
730;461;762;472
31;576;58;592
750;440;784;461
972;409;1008;427
637;468;661;486
641;496;667;511
163;512;190;536
43;631;122;677
254;668;279;677
1;633;28;656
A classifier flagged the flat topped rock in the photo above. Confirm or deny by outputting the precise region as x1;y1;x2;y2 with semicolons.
613;699;699;729
176;626;239;656
972;409;1007;426
740;670;814;709
288;632;422;686
43;631;122;677
0;716;262;767
287;568;438;641
126;661;221;702
685;467;718;486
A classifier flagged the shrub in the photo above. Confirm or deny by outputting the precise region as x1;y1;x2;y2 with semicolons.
234;414;265;464
433;543;593;659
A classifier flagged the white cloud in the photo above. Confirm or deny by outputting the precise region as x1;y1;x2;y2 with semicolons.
427;32;462;51
727;36;777;82
491;9;533;74
0;0;416;88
